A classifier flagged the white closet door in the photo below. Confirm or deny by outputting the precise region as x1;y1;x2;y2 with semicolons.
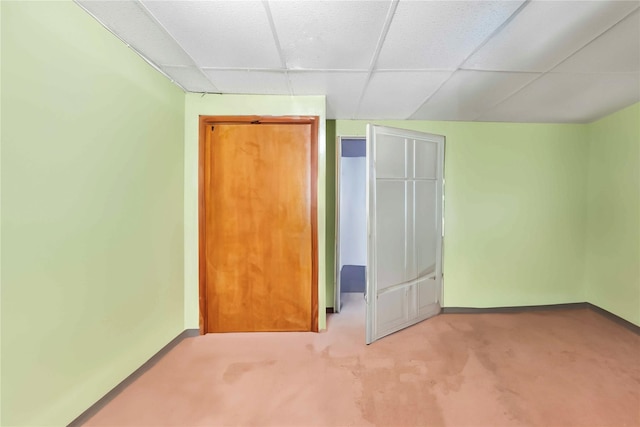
365;125;444;344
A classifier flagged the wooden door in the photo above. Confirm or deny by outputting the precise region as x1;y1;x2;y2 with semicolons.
199;116;318;333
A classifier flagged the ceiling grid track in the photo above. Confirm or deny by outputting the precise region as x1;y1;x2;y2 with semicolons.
555;6;640;76
74;0;639;122
353;0;400;119
73;0;188;92
475;3;640;121
262;0;293;95
408;0;533;120
134;0;221;93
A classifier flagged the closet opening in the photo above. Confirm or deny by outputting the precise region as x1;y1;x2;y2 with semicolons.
334;136;367;313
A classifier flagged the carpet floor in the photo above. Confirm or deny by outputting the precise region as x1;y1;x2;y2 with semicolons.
83;293;640;426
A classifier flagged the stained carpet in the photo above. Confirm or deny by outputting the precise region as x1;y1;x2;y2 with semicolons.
82;293;640;426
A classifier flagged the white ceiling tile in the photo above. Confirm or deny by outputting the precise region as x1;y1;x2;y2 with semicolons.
554;9;640;73
289;71;368;119
203;69;289;95
411;70;540;121
161;66;217;92
142;0;282;69
478;72;640;123
375;1;525;70
464;1;639;72
77;0;640;122
357;71;452;119
77;0;194;66
268;1;390;70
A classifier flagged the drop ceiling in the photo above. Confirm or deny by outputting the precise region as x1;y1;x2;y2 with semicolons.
76;0;640;123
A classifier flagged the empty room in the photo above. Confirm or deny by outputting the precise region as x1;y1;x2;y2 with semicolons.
1;1;639;426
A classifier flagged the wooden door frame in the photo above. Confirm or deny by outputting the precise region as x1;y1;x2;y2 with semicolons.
198;115;319;334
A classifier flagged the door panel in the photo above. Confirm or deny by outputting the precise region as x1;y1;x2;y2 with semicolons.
366;125;444;344
202;121;315;332
418;281;440;315
375;180;406;290
376;134;406;178
415;180;437;276
415;140;438;179
377;287;409;336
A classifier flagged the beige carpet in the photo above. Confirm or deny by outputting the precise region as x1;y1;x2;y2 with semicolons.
83;293;640;426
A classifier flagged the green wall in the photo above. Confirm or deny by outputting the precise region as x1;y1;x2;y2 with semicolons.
1;2;185;425
0;1;2;426
325;120;337;309
0;1;4;424
0;1;637;424
585;103;640;326
182;93;327;330
330;112;639;325
332;120;589;309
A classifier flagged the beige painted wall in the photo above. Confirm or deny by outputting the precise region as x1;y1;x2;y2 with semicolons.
1;2;185;425
183;94;327;330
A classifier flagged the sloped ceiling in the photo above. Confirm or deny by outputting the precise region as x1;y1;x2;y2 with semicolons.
76;0;640;123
